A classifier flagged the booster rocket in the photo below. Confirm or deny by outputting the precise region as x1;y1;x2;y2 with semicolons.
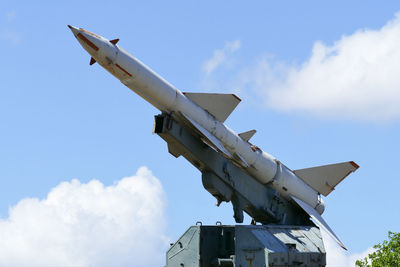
68;25;358;249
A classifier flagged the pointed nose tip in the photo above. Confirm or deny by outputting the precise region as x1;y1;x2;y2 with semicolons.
67;25;80;35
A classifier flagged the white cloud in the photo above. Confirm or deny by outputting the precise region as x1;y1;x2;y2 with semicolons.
322;231;374;267
1;30;21;44
7;11;16;22
0;167;168;267
232;12;400;122
203;40;241;75
2;11;21;44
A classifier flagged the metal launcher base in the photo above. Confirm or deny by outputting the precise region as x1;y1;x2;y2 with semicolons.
166;224;326;267
155;114;326;266
154;113;310;225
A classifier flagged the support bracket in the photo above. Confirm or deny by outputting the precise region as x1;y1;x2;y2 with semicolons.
155;113;310;225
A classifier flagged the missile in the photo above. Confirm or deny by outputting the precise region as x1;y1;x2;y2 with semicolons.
68;25;359;249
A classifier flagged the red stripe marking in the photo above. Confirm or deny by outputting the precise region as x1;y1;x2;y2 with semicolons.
232;94;241;102
77;33;99;51
349;161;359;169
80;28;101;38
115;64;132;76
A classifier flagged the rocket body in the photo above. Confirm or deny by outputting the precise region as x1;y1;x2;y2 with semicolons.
68;26;324;213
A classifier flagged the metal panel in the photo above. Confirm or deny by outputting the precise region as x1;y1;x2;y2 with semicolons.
167;225;326;267
167;227;200;267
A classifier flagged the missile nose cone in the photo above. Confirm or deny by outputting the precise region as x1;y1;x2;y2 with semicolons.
67;25;80;36
68;26;117;65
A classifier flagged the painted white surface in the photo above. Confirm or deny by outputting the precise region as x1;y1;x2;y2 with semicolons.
294;161;359;196
183;92;240;122
69;26;329;213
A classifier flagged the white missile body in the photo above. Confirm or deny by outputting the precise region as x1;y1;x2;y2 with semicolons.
68;25;358;249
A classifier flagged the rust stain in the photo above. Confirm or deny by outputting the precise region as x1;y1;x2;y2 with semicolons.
79;28;101;38
77;33;99;51
245;254;254;267
251;145;261;152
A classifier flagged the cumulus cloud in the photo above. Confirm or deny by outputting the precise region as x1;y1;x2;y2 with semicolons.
322;231;374;267
218;13;400;122
203;13;400;122
0;167;168;267
202;40;241;75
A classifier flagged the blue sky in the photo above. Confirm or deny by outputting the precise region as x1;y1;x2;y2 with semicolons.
1;1;400;266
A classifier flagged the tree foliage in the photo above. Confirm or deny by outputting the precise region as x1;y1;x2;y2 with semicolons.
355;231;400;267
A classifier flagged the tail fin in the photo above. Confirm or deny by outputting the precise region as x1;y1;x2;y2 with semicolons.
238;129;256;142
291;196;347;250
294;161;359;196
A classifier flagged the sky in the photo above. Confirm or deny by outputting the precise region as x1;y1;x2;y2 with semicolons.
1;1;400;266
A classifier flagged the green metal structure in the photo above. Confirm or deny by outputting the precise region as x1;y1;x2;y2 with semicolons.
167;225;326;267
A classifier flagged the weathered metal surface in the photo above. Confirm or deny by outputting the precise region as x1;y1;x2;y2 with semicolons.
166;225;326;267
155;113;311;226
69;26;358;249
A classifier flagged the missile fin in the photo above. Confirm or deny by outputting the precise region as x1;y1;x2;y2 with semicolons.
239;130;256;142
291;196;347;250
89;57;96;65
233;152;249;168
110;38;119;45
180;112;232;158
183;93;241;122
294;161;359;196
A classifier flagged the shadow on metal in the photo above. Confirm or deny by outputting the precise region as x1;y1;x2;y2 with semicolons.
155;114;326;266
